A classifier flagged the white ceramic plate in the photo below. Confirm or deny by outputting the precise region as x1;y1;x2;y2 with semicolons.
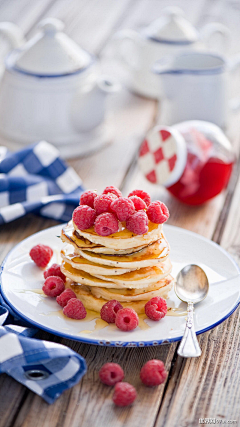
1;224;240;347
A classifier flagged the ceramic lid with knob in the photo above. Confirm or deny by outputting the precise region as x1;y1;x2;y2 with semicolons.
6;18;94;76
143;7;199;44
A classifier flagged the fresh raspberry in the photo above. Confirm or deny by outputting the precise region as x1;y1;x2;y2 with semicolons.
100;300;123;323
145;297;168;321
115;308;139;331
102;186;122;198
72;205;96;230
94;193;117;215
94;213;119;236
126;211;148;235
113;382;137;407
147;201;169;224
128;189;151;207
80;190;97;208
56;289;77;307
99;363;124;386
63;298;87;319
140;360;167;387
129;195;147;211
110;197;135;222
29;244;53;268
42;276;65;297
43;263;66;282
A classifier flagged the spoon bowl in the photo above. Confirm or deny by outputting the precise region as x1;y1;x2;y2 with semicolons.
175;264;209;304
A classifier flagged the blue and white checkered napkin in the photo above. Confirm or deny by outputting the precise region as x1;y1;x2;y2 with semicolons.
0;141;84;225
0;297;87;404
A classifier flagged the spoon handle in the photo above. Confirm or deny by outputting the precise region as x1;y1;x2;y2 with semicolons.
177;302;201;358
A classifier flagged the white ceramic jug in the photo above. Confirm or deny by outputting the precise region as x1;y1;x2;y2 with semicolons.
0;18;120;158
153;51;240;128
114;7;230;99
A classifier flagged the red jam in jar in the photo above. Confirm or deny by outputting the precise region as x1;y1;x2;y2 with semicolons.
139;121;235;206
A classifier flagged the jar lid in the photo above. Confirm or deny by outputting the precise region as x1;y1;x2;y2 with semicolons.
7;18;94;76
143;7;199;43
138;125;187;187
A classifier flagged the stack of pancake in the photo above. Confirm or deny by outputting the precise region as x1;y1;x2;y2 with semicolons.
60;220;173;314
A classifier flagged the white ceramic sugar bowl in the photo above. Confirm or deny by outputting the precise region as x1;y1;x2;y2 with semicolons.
0;18;120;158
114;7;230;99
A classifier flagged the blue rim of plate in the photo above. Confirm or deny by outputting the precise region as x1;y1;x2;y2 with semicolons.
1;224;240;347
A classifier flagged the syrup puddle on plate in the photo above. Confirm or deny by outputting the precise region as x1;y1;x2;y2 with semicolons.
17;289;47;297
167;307;187;317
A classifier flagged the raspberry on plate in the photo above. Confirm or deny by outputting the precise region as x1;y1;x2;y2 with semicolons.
29;244;53;268
110;197;135;222
140;359;167;387
42;276;65;298
102;186;122;198
113;382;137;407
56;288;76;307
80;190;97;208
115;308;139;331
63;298;87;319
100;300;123;323
99;363;124;386
94;213;119;236
129;195;147;211
145;297;168;321
73;205;96;230
43;263;66;282
147;201;169;224
94;193;117;215
128;189;151;207
126;211;148;235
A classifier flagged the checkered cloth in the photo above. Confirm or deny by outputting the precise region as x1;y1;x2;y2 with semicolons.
0;142;87;403
0;297;87;404
0;141;84;225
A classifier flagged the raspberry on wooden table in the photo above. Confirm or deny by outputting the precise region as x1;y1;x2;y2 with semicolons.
72;205;96;230
102;186;122;198
99;363;124;386
115;308;139;331
56;289;77;307
94;213;119;236
112;382;137;407
126;211;148;235
100;300;123;323
80;190;98;208
42;276;65;298
29;244;53;269
94;193;117;215
128;189;151;207
129;195;147;211
145;297;168;321
43;263;66;282
147;201;169;224
63;298;87;319
110;197;135;222
140;360;167;387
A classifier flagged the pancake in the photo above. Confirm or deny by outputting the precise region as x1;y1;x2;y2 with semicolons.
77;237;169;268
61;262;125;288
65;277;174;314
61;247;135;276
95;258;172;286
61;223;149;255
72;220;163;250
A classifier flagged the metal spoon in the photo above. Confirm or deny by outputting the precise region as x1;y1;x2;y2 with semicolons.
175;264;209;358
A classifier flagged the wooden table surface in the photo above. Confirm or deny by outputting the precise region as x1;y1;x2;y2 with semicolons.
1;0;240;426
